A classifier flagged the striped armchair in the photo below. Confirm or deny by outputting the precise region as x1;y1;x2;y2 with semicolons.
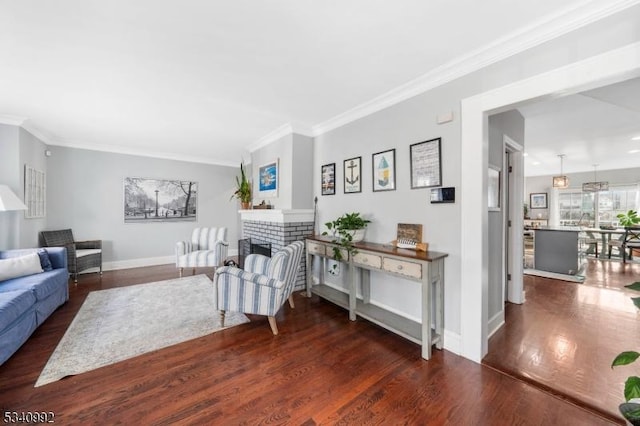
214;241;304;335
176;227;229;277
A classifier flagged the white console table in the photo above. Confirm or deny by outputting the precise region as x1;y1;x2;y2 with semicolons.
305;236;447;360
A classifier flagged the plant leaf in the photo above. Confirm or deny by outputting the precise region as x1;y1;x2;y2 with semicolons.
626;282;640;292
626;377;640;401
622;406;640;423
632;297;640;311
613;351;640;368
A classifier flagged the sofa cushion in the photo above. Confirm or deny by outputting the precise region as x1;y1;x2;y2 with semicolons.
0;253;43;282
0;288;36;332
0;269;68;301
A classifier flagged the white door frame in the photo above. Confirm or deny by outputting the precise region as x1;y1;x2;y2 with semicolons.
459;41;640;363
504;136;524;305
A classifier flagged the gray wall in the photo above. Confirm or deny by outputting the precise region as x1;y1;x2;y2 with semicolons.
18;128;48;248
0;124;21;250
488;110;524;322
312;4;640;339
291;134;314;209
46;146;239;266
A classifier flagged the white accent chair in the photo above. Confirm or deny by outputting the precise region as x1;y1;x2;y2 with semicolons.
213;241;304;335
176;227;229;277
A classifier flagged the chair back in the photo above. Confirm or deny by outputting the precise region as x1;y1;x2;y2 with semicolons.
41;229;75;247
625;228;640;247
268;241;304;293
191;227;227;250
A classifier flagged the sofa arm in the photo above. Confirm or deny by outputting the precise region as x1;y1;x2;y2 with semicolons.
45;247;68;270
76;239;101;250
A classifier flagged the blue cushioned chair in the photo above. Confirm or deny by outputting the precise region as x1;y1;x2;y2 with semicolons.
176;227;228;277
213;241;304;335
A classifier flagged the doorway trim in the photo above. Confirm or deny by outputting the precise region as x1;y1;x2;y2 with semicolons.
459;41;640;363
504;135;524;305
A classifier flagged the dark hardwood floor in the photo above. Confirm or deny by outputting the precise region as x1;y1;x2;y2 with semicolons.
0;265;618;425
484;258;640;424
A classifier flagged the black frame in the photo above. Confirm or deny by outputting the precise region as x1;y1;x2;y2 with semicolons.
410;138;442;189
343;156;362;194
530;192;548;209
372;149;396;192
321;163;336;195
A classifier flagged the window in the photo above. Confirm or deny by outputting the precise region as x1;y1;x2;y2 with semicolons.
557;184;639;227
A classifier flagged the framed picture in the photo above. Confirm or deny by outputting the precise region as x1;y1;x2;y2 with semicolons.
343;156;361;193
372;149;396;192
321;163;336;195
410;138;442;189
124;177;197;223
488;166;501;211
530;192;548;209
24;165;46;219
258;159;278;197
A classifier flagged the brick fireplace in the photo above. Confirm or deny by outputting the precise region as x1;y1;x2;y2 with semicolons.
239;209;314;289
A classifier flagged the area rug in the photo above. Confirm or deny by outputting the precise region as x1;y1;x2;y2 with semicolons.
523;268;585;283
35;274;248;387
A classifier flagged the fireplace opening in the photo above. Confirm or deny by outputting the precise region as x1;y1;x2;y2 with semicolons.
237;238;272;269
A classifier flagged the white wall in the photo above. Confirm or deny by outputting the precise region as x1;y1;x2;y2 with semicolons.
46;146;239;266
0;124;21;250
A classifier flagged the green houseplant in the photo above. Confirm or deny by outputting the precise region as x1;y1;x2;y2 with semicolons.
322;212;371;263
618;210;640;228
230;161;252;209
611;281;640;425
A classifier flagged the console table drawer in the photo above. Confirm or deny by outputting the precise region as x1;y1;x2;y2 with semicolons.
382;258;422;279
352;252;382;269
307;241;326;256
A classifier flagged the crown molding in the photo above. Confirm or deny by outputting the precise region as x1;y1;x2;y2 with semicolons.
248;122;314;153
0;114;27;126
311;0;640;136
49;139;238;167
21;121;57;146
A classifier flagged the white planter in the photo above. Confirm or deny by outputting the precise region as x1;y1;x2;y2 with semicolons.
347;229;366;242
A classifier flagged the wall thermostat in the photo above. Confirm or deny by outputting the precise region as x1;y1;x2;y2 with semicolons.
430;187;455;204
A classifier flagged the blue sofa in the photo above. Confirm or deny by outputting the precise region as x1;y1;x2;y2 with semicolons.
0;247;69;365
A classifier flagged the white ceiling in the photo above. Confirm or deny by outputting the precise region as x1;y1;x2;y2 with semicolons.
0;1;637;166
519;77;640;176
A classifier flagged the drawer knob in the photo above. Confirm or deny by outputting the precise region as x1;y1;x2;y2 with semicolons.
397;265;403;270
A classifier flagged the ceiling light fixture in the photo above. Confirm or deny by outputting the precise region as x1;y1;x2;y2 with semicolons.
629;149;640;154
582;164;608;192
552;154;569;188
632;136;640;141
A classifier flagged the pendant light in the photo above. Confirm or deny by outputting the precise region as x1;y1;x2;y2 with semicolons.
552;154;569;188
582;164;609;192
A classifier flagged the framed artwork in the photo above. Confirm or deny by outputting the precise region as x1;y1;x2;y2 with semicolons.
258;159;278;197
410;138;442;189
24;165;46;219
530;192;548;209
321;163;336;195
343;156;361;193
124;177;197;223
372;149;396;192
488;166;501;211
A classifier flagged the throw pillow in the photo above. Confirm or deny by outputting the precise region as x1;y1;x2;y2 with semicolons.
0;252;44;282
37;248;53;271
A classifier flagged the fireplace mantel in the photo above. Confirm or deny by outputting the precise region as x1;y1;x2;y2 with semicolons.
239;209;314;224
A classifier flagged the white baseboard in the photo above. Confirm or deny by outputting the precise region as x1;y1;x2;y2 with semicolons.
488;310;505;338
81;249;239;273
443;330;461;355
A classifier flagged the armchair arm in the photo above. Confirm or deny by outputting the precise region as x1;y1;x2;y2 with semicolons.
244;253;271;275
76;239;102;250
214;266;286;316
212;240;229;267
175;241;194;257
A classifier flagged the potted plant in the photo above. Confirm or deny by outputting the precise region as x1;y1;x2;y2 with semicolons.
612;281;640;426
617;210;640;228
230;161;252;209
322;212;371;262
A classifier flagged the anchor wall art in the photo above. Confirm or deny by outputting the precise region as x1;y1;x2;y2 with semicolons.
343;156;362;194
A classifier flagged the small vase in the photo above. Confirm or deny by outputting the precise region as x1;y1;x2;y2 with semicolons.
241;202;251;210
348;229;366;242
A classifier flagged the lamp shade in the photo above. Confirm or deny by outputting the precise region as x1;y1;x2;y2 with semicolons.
0;185;27;211
552;175;569;189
